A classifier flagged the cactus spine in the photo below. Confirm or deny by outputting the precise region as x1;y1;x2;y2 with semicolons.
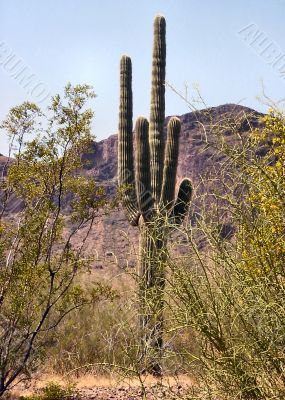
118;16;192;375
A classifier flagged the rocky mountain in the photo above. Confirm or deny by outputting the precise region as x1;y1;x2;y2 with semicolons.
79;103;263;270
1;104;264;271
82;103;261;185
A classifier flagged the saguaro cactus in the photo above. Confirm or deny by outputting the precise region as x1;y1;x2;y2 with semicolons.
118;15;192;375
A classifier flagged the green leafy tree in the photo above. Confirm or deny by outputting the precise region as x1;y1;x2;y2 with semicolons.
0;84;112;396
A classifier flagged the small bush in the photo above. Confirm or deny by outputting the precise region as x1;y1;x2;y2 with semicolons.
19;382;77;400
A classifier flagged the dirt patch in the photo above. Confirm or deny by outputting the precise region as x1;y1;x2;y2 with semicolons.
77;383;189;399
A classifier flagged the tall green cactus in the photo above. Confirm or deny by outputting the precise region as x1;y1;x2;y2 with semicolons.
118;15;192;375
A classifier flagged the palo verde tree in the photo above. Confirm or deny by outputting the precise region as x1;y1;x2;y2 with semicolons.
118;16;192;375
167;107;285;399
0;84;112;397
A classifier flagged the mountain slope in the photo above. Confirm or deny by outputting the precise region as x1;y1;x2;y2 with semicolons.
79;103;263;269
1;104;263;270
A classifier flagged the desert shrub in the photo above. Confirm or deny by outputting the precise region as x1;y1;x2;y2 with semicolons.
41;267;147;378
45;264;198;380
46;288;139;376
19;381;77;400
0;85;113;396
166;108;285;399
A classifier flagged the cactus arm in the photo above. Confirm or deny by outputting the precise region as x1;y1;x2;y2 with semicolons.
135;117;153;219
171;178;193;225
149;15;166;206
118;55;140;226
160;117;181;210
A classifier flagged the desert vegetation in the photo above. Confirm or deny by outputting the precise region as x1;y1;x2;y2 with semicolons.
0;12;284;400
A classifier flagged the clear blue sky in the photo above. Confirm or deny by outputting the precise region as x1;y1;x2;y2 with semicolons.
1;0;285;155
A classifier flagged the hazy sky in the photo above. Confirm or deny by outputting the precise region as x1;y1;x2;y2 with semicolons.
1;0;285;155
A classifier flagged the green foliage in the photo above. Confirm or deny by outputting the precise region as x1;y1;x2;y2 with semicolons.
19;381;77;400
0;84;112;396
167;108;285;399
240;109;285;274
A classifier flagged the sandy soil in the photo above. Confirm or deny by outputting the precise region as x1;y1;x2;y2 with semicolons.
11;374;194;399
